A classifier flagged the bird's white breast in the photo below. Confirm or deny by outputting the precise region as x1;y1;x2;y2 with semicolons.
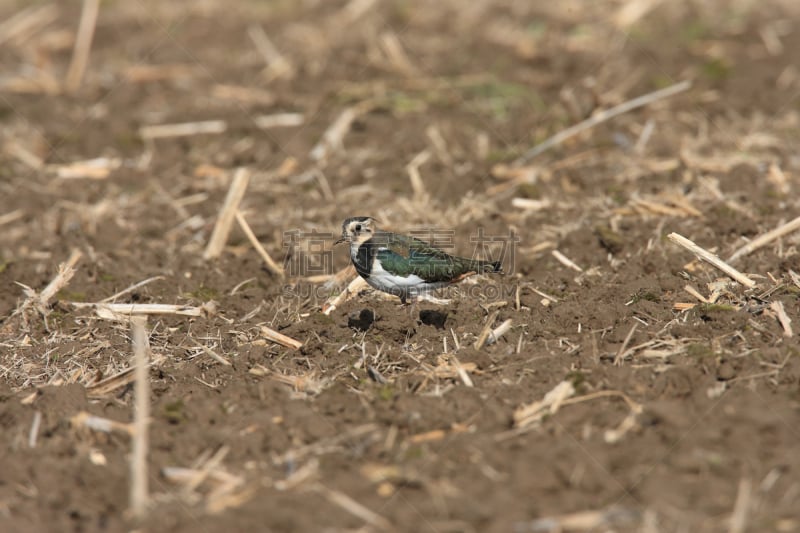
349;242;361;264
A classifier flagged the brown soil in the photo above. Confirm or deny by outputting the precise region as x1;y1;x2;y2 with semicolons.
2;1;800;532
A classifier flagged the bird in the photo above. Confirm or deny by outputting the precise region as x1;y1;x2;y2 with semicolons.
335;216;502;304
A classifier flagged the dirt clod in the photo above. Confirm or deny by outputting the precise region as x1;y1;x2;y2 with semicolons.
348;308;376;331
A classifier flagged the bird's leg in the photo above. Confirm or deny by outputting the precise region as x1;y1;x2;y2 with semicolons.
396;292;418;318
407;294;420;319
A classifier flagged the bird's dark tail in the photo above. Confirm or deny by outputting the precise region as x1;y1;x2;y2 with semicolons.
475;259;502;273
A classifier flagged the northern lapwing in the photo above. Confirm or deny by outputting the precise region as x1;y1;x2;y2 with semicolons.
335;216;502;304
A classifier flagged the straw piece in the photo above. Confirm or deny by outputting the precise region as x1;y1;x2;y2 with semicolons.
204;168;251;260
563;390;642;412
124;64;195;83
336;0;377;24
515;80;691;164
0;75;60;95
450;355;473;387
322;276;370;315
254;113;304;129
100;276;165;303
789;270;800;290
416;360;478;380
308;264;356;286
634;118;655;153
130;316;150;519
728;478;752;533
766;163;789;194
680;148;753;173
486;319;513;345
513;380;575;429
512;198;552;211
668;233;756;288
409;429;446;444
684;284;709;304
140;120;227;140
65;0;100;92
416;292;451;305
727;215;800;263
49;157;121;179
0;5;59;48
247;24;294;81
406;149;431;202
551;250;583;272
613;323;638;365
39;249;82;309
184;446;229;494
310;101;375;161
604;411;639;443
162;466;240;486
629;197;700;218
313;484;391;531
211;84;275;105
379;31;418;76
162;454;253;514
260;326;303;350
13;250;81;322
5;141;44;170
531;287;559;303
85;368;136;398
274;459;320;491
760;26;783;56
68;302;214;318
28;411;42;448
71;411;134;434
234;210;284;277
206;483;256;515
770;301;793;338
201;345;232;366
425;125;453;166
474;310;500;349
615;0;664;27
517;507;640;531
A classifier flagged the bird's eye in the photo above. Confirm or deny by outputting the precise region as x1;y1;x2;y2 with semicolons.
355;224;362;232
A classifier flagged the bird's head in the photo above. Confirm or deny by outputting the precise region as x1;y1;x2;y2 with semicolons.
335;216;377;245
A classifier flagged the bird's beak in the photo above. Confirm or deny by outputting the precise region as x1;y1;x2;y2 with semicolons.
334;237;345;245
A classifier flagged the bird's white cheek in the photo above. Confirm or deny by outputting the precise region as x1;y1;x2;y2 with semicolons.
349;243;360;262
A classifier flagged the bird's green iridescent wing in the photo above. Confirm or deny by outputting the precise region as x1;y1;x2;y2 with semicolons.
373;231;496;283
